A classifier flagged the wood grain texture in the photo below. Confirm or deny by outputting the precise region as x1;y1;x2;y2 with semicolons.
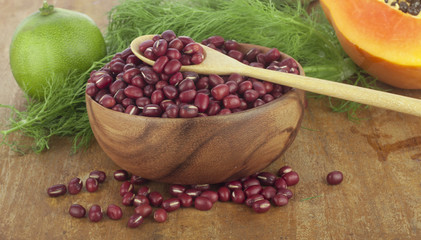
1;1;421;240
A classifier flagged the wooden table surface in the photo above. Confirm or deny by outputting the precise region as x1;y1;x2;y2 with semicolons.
1;1;421;239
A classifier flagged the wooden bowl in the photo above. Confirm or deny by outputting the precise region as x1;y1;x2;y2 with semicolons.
86;43;306;184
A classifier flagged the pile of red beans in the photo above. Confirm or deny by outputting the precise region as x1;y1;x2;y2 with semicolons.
47;167;343;228
47;166;296;228
86;30;300;118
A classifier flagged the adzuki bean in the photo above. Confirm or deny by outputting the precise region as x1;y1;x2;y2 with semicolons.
261;186;277;200
88;205;103;222
200;190;219;204
244;185;263;198
130;175;148;185
327;171;343;185
137;186;150;196
226;180;243;190
245;194;265;207
278;166;293;176
217;186;231;202
272;194;288;207
178;193;193;207
257;172;276;186
282;171;300;186
47;184;67;197
274;177;288;190
68;178;83;195
231;189;246;204
194;196;213;211
161;30;177;42
252;199;271;213
162;198;181;212
153;208;168;223
152;39;168;57
133;195;150;207
69;204;86;218
107;204;123;220
243;178;261;189
114;169;130;181
120;181;134;197
191;183;211;191
169;184;186;197
122;192;135;206
127;214;144;228
86;178;99;193
277;188;293;199
185;188;202;198
134;204;153;217
148;192;163;207
89;170;106;183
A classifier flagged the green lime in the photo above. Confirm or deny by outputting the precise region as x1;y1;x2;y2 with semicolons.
9;1;106;98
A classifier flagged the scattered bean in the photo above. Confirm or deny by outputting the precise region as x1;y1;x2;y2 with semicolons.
261;186;277;200
194;196;213;211
231;189;246;204
88;205;103;222
47;184;67;197
327;171;343;185
278;166;292;176
127;214;144;228
217;186;231;202
245;194;265;207
122;192;135;206
133;195;150;207
130;175;147;185
85;178;99;193
120;181;134;197
89;170;106;183
69;204;86;218
134;204;153;217
162;198;181;212
148;192;163;207
107;204;123;220
282;171;300;186
153;208;168;223
272;194;288;207
114;169;130;181
68;178;83;195
169;184;186;197
252;199;271;213
200;190;219;204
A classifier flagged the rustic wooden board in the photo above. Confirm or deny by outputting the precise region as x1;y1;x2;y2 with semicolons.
1;1;420;239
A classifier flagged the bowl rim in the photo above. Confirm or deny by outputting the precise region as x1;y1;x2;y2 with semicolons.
86;42;306;122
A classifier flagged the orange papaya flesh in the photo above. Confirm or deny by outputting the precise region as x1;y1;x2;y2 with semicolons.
320;0;421;89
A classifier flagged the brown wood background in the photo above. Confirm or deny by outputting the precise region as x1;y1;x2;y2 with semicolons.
1;1;420;239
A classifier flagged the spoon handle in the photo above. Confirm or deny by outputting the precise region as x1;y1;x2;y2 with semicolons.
240;65;421;117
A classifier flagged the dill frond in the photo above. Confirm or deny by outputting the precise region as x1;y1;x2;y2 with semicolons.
1;0;381;153
1;56;113;153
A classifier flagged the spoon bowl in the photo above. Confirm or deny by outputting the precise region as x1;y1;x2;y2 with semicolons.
131;35;253;75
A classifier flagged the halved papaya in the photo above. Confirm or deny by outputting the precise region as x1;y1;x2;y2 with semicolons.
320;0;421;89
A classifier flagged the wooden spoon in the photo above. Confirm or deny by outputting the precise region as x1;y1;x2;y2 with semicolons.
131;35;421;117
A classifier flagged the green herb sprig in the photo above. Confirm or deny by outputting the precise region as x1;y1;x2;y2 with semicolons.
1;0;378;153
1;56;112;153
